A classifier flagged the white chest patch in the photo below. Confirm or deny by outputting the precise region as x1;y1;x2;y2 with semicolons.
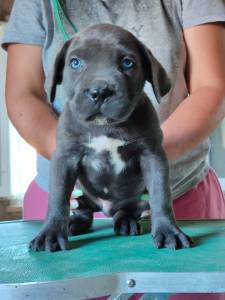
103;187;109;194
88;136;126;174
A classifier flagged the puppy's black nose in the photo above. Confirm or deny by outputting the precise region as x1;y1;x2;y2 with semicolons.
85;81;114;103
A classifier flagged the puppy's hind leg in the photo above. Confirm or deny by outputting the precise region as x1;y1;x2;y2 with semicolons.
113;200;150;236
69;195;95;236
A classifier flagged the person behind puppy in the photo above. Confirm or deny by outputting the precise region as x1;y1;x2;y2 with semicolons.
1;1;225;300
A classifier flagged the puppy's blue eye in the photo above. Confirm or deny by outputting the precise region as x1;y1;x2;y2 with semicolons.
70;57;82;69
121;58;134;70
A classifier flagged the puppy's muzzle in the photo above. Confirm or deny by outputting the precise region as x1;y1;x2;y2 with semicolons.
84;80;115;104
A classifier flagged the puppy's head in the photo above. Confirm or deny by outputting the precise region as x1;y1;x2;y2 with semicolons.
48;24;170;125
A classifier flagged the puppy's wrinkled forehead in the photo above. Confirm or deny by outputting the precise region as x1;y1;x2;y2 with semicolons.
49;23;170;105
68;24;141;59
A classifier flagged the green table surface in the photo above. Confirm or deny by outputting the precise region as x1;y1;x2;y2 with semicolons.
1;219;225;298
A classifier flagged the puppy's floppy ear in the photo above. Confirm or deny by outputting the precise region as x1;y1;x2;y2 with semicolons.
48;39;71;104
139;43;171;103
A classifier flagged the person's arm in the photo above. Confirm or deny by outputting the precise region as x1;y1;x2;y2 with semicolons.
162;23;225;161
5;44;58;160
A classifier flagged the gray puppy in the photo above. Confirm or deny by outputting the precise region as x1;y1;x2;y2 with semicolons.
30;24;191;251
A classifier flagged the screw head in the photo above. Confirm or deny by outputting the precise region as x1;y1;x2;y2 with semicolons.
126;278;136;288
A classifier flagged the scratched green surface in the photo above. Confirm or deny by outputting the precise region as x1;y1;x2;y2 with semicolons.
0;219;225;284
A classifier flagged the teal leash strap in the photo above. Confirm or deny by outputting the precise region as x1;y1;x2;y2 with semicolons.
51;0;78;41
52;0;70;40
58;0;78;33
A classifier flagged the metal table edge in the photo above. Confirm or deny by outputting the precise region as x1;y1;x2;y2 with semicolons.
1;271;225;299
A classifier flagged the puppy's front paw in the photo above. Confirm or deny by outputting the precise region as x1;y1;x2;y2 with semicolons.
29;222;68;252
152;223;192;250
113;211;141;236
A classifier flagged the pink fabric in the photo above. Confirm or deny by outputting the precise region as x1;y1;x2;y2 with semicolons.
23;184;107;220
173;168;225;220
23;168;225;300
23;181;48;220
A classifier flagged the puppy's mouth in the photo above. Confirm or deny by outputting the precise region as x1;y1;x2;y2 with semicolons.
86;111;124;126
86;112;111;125
84;98;132;125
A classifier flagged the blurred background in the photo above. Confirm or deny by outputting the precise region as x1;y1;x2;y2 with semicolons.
0;0;224;220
